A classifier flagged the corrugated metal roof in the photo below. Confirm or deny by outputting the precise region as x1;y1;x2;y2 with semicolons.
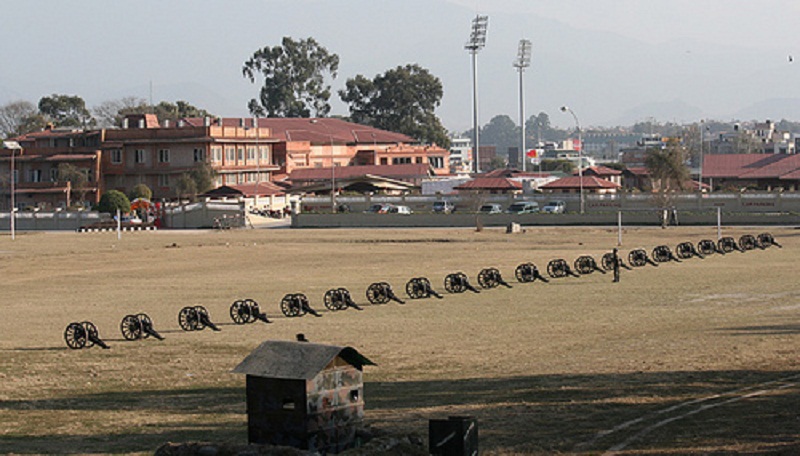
454;177;523;190
541;176;620;189
232;340;374;380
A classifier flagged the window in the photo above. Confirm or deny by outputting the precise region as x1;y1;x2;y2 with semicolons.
247;147;256;162
29;169;42;183
416;157;423;164
135;149;146;164
158;174;170;187
211;147;222;163
225;148;235;163
429;156;444;169
237;148;245;163
158;149;170;163
193;148;205;162
380;158;388;165
110;149;122;164
259;146;269;162
392;157;411;164
49;168;58;182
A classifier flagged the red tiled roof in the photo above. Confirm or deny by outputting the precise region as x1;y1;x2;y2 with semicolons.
454;177;523;190
289;163;432;182
701;154;782;178
182;117;415;145
780;168;800;180
541;176;620;190
738;153;800;179
579;165;622;176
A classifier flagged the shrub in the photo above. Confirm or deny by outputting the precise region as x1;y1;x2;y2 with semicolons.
98;190;131;214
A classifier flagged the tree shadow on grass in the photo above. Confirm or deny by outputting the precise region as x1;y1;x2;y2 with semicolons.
1;371;799;454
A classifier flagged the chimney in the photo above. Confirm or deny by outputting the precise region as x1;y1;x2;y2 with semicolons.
177;120;184;128
204;116;210;127
122;118;129;129
138;118;145;129
164;119;170;128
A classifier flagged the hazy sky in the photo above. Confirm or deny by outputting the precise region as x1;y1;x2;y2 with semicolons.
2;0;799;131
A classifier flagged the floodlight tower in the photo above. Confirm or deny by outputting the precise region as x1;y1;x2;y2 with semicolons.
513;39;532;171
465;14;488;174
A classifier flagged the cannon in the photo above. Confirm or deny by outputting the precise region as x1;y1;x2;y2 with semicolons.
64;321;109;349
738;234;759;251
757;232;782;248
652;245;681;263
718;236;743;253
366;282;405;305
230;299;271;324
281;293;321;317
405;277;443;300
676;242;704;259
574;255;606;275
628;249;659;267
178;306;220;331
515;262;550;283
324;288;363;311
120;313;164;341
547;259;580;278
444;272;481;294
602;252;632;271
477;267;513;289
697;239;724;256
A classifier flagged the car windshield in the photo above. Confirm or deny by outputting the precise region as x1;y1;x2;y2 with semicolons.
547;202;561;206
508;204;525;210
480;205;495;211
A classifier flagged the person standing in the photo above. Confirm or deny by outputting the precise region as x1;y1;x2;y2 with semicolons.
612;248;621;283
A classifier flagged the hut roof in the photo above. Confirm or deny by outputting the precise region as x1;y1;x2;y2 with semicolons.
232;340;375;380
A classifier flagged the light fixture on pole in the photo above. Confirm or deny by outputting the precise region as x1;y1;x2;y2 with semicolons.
513;38;532;171
310;119;336;213
3;141;21;240
560;106;584;214
465;14;488;174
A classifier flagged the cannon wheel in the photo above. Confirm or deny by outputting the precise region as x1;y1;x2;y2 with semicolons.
242;299;260;323
64;322;87;349
120;314;142;340
574;257;594;275
324;289;342;311
444;273;466;293
547;260;567;278
719;237;736;253
280;294;303;317
698;240;716;256
366;283;389;304
515;263;533;283
628;250;647;267
758;232;775;247
739;234;757;251
335;288;351;310
477;268;497;289
601;253;615;271
192;306;208;330
178;307;197;331
81;321;99;348
676;242;693;259
405;279;423;299
230;300;249;324
136;313;153;338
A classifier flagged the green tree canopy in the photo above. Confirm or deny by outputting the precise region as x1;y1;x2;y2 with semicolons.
38;94;95;128
645;138;690;199
243;36;339;117
94;98;213;128
480;115;519;156
339;64;449;147
129;183;153;201
98;190;131;214
174;163;217;201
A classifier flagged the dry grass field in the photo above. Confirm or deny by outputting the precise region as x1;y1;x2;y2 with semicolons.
0;225;798;455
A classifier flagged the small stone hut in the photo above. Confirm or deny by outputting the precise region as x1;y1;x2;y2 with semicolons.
232;340;375;453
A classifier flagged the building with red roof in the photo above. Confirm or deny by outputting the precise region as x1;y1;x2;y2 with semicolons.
540;176;621;194
702;154;800;191
453;177;523;195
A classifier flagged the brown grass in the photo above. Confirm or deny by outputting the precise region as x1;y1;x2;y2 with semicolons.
0;226;799;455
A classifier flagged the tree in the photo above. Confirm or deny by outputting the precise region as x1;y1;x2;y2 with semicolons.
339;64;449;147
174;163;216;201
645;138;690;211
129;183;152;201
38;94;95;128
93;97;149;127
243;37;339;117
97;190;131;214
57;163;88;207
0;100;47;138
174;174;198;201
539;159;574;174
485;156;508;171
480;115;519;157
153;101;213;122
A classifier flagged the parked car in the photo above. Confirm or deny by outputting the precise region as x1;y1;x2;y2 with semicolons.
479;203;503;214
365;204;391;214
541;201;566;214
387;205;413;215
505;201;539;214
432;200;455;213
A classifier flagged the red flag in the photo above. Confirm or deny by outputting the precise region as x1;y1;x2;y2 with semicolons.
574;139;582;151
526;149;538;158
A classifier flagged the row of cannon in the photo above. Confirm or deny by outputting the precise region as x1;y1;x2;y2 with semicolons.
64;232;781;349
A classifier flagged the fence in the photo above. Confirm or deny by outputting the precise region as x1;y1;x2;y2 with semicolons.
0;211;105;231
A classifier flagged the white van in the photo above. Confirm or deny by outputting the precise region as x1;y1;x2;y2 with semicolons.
505;201;539;214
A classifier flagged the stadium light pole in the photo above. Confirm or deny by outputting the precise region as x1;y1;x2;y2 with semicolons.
465;14;488;174
560;106;584;214
3;141;21;240
513;39;532;171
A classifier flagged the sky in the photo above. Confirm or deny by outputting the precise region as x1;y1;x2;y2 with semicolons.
2;0;800;131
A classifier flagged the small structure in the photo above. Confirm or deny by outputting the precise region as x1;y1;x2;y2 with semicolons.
232;340;375;453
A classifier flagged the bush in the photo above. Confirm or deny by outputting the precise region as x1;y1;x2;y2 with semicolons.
129;184;152;201
98;190;131;215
